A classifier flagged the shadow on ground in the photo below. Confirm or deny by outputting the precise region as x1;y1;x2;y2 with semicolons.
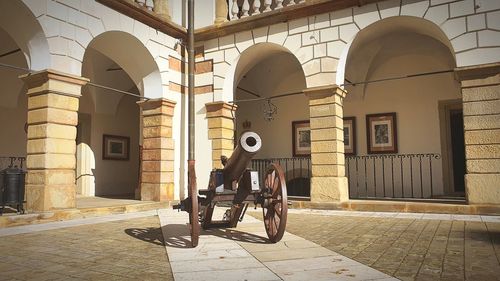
125;224;270;248
124;227;164;246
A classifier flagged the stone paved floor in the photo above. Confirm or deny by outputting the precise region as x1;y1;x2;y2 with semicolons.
1;209;499;281
0;216;173;281
254;211;500;281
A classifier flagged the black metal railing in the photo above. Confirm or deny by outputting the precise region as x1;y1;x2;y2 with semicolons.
251;157;311;198
0;157;26;171
346;153;451;200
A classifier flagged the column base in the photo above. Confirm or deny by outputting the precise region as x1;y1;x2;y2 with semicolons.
310;176;349;203
140;183;174;202
466;174;500;205
25;184;76;212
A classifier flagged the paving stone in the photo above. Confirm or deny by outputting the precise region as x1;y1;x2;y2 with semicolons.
0;216;173;280
278;212;500;281
174;267;280;281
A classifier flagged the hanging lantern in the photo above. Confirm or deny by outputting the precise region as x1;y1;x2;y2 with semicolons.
262;99;277;121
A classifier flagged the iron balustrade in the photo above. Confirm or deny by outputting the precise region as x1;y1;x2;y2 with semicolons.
251;153;458;202
0;157;26;171
345;153;455;201
251;157;311;198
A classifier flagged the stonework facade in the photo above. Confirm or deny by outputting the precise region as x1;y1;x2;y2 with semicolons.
0;0;499;212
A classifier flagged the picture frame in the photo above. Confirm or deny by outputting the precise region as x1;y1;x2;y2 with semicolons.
292;120;311;157
366;112;398;154
343;117;356;155
103;134;130;160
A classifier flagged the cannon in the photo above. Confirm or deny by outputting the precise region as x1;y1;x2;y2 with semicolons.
174;131;288;247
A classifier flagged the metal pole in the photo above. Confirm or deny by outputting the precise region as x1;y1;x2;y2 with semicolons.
187;0;199;247
188;0;195;161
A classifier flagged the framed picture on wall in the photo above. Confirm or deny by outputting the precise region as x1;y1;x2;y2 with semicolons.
103;134;130;160
366;112;398;154
343;117;356;155
292;120;311;157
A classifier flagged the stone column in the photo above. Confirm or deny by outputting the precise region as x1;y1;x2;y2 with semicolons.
455;63;500;205
20;70;88;212
214;0;229;24
153;0;171;20
304;85;349;203
205;102;236;169
137;98;176;201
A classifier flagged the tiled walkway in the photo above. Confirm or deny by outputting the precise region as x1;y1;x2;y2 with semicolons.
159;208;396;281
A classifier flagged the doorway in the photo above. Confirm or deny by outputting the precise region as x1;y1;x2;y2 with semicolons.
439;101;466;197
450;109;465;193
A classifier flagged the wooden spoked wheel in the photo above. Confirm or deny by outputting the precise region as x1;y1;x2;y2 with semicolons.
188;161;200;247
262;163;288;243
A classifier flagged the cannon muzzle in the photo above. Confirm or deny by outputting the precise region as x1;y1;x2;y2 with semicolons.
223;131;261;188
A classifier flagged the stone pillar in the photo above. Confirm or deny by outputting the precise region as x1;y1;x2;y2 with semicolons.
455;63;500;205
137;98;176;201
214;0;229;24
153;0;171;20
304;85;349;203
205;102;236;169
20;70;88;212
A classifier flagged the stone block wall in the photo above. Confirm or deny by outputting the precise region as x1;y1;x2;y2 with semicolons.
457;63;500;205
304;86;349;203
21;69;88;211
205;102;237;169
138;98;176;201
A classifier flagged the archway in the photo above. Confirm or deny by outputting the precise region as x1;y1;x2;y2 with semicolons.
79;31;162;198
341;16;463;200
230;43;309;197
0;1;49;170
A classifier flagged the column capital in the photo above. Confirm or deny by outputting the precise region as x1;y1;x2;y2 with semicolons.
206;101;237;118
137;98;176;116
303;85;347;100
454;62;500;81
19;69;89;98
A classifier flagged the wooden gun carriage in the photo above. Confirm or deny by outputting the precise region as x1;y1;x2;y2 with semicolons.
174;131;288;247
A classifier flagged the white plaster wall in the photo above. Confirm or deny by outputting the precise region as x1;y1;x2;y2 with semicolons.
0;95;27;157
79;90;140;196
169;0;215;28
0;30;29;157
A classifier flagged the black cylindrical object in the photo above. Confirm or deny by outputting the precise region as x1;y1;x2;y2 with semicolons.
1;167;26;214
223;131;262;188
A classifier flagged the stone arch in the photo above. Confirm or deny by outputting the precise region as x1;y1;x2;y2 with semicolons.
337;16;456;87
339;15;463;199
0;1;50;71
83;31;163;100
222;42;306;101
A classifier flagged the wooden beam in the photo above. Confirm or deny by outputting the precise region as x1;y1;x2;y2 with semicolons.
96;0;186;40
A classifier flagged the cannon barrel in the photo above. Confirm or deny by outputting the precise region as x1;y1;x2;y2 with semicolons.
223;131;262;187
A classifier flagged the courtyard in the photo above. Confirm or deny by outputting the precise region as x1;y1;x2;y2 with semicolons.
0;208;499;281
